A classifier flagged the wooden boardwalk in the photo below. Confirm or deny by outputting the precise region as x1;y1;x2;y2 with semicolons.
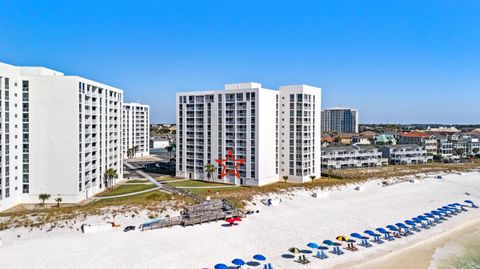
141;199;244;230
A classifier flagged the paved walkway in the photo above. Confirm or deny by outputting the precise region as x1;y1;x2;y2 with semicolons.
124;162;162;187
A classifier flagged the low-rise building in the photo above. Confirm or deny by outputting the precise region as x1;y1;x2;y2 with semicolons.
380;144;432;165
398;132;437;156
375;134;397;145
352;135;371;145
150;137;170;149
321;145;386;170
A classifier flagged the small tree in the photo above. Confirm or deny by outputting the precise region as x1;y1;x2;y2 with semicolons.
104;168;119;189
204;163;216;181
456;148;465;157
38;193;51;205
310;175;316;181
55;197;63;207
473;148;479;156
282;176;288;183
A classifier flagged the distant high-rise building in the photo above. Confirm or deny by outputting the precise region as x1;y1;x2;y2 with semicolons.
122;103;150;158
321;108;359;133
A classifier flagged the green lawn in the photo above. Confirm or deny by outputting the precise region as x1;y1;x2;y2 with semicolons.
156;177;181;182
98;184;157;197
126;179;149;183
167;180;225;188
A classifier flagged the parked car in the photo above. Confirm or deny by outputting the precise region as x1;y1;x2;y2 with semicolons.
123;225;135;232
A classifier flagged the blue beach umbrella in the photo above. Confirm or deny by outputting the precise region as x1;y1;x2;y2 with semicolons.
232;259;246;266
253;254;266;261
215;264;229;269
307;242;319;249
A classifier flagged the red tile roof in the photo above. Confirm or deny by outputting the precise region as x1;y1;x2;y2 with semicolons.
399;132;431;138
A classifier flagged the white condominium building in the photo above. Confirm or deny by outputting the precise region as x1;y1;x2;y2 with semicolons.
278;85;321;183
321;107;359;134
123;103;150;158
176;82;321;186
0;61;123;211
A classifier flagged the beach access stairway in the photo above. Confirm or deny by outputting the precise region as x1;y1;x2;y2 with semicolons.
141;199;244;230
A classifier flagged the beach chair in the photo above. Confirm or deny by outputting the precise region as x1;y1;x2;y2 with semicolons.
364;230;384;244
424;213;439;224
294;255;310;265
386;225;402;238
345;241;359;252
437;208;452;217
263;263;273;269
418;215;433;226
453;203;468;211
395;223;412;235
413;218;429;229
443;206;458;215
404;220;420;232
351;233;372;248
376;228;394;241
314;250;328;260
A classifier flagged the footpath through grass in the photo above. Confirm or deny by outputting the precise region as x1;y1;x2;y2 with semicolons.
98;184;157;197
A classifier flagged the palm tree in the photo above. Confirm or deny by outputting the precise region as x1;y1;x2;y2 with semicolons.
204;163;216;181
132;145;140;157
38;193;51;205
282;176;288;183
104;168;118;189
165;141;176;162
310;175;316;181
55;197;63;207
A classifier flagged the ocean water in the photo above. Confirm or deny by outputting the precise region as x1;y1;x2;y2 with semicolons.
429;229;480;269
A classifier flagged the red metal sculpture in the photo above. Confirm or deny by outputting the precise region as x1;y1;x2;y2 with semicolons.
215;149;245;178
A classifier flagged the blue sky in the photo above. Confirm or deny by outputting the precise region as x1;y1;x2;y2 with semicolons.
1;0;479;124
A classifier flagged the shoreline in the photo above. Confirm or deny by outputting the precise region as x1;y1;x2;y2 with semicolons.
337;217;480;269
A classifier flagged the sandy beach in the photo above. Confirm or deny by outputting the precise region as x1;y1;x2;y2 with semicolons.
0;171;479;269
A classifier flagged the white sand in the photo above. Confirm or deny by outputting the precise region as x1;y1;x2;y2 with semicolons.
0;172;479;269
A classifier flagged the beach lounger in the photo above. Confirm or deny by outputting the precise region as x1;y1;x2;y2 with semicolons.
314;250;328;260
413;218;429;229
364;230;384;244
395;223;413;235
453;203;468;211
424;213;439;223
344;241;359;252
294;255;310;265
263;263;273;269
351;233;372;248
418;215;434;226
376;228;394;241
386;225;402;238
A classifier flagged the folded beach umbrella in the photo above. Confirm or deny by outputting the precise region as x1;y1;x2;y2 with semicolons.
405;220;415;226
418;216;429;221
307;242;319;249
336;236;348;242
351;233;368;240
231;259;245;266
289;247;300;255
253;254;266;261
215;264;229;269
376;228;389;234
364;230;380;237
323;240;335;246
412;218;422;224
386;225;399;231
